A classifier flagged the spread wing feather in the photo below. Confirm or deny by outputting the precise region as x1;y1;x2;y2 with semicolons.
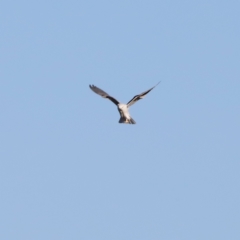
89;85;119;106
127;82;160;107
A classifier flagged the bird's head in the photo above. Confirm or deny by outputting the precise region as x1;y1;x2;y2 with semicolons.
118;103;126;110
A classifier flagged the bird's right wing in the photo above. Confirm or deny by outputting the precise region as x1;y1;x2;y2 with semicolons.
127;82;160;107
89;85;119;106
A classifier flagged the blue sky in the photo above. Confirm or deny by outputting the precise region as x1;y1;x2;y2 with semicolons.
1;1;240;239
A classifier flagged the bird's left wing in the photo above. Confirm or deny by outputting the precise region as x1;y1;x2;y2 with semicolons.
89;85;119;106
127;82;160;107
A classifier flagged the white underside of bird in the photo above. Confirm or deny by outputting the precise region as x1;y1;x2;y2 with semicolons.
117;103;136;124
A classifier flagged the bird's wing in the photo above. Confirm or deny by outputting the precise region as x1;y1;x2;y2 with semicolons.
127;82;160;107
89;85;119;106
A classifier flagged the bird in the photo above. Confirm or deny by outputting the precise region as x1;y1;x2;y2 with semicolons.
89;82;160;124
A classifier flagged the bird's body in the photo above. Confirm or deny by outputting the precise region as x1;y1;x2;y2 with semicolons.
89;82;160;124
117;103;135;124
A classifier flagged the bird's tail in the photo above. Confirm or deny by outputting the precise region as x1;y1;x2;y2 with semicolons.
119;117;136;124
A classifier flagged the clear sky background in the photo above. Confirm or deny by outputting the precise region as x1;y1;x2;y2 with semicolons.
1;1;240;239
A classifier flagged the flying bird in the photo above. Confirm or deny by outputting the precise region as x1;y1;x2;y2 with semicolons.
89;82;160;124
